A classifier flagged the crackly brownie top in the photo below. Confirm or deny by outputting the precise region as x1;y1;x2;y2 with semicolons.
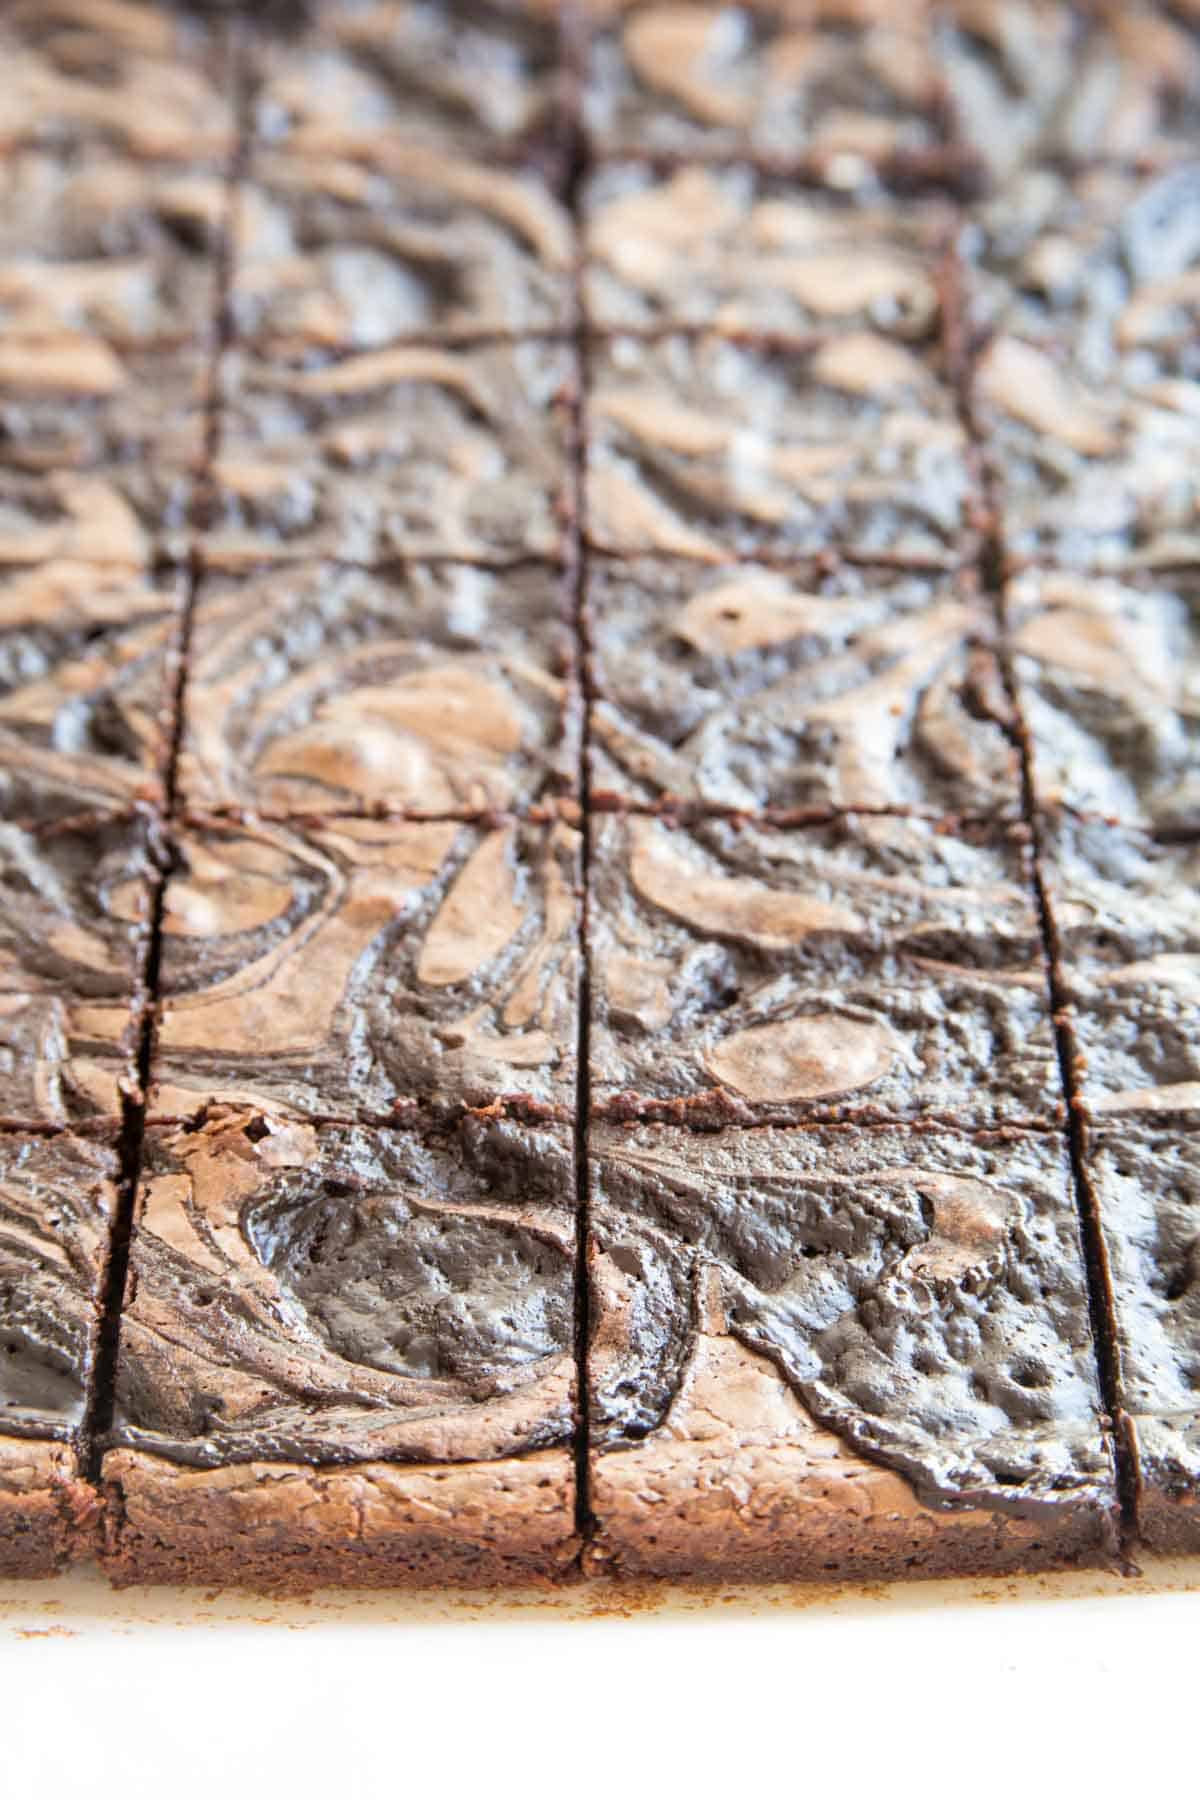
0;0;235;160
1039;812;1200;1123
1007;569;1199;834
153;815;580;1118
209;341;573;565
588;811;1057;1126
589;1119;1109;1510
177;561;577;816
587;333;971;565
0;1131;119;1433
583;1;944;170
114;1107;576;1465
228;146;572;348
583;163;950;336
587;557;1017;815
252;0;564;160
1087;1123;1200;1484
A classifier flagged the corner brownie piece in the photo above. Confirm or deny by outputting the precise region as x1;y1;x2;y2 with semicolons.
208;341;573;565
587;557;1018;814
1008;570;1199;834
0;1130;118;1574
1083;1124;1200;1553
588;812;1059;1127
0;811;153;1124
1039;811;1200;1124
0;0;234;162
152;815;580;1119
588;1119;1116;1579
229;147;572;349
251;0;564;162
176;561;577;817
583;164;948;337
586;333;972;565
582;0;944;174
102;1107;577;1587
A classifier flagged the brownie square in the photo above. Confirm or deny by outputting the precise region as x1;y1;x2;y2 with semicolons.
588;1119;1115;1579
963;163;1200;382
0;1129;118;1573
153;814;581;1119
102;1107;577;1587
1085;1123;1200;1553
975;332;1200;571
1009;570;1199;834
0;558;182;819
1039;811;1200;1125
208;340;573;566
587;557;1018;814
934;0;1200;179
0;810;153;1123
177;561;577;818
583;1;944;172
229;147;572;349
0;343;207;561
586;333;972;565
0;0;235;161
588;812;1058;1127
252;0;564;162
0;150;226;345
583;163;949;337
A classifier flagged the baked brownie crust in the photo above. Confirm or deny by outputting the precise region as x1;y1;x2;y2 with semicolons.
0;1437;100;1578
101;1447;576;1591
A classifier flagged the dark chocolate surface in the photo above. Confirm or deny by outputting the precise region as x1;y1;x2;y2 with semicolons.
0;1131;119;1433
588;557;1018;815
588;811;1058;1127
177;560;577;815
590;1120;1110;1512
153;815;581;1118
113;1108;576;1465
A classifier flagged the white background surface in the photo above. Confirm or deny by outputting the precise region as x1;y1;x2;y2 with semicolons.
1;1556;1196;1798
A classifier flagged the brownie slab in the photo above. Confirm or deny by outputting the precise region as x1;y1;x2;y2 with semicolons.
251;0;564;162
583;164;948;337
0;151;226;345
588;812;1059;1127
176;561;577;817
974;333;1200;572
586;333;972;565
102;1106;577;1587
208;341;573;566
1039;812;1200;1125
0;811;153;1123
0;0;234;162
0;342;207;562
583;1;944;172
587;557;1018;814
1008;570;1199;834
589;1120;1115;1579
0;559;182;820
1084;1124;1200;1553
153;815;580;1119
0;1131;119;1574
229;147;572;349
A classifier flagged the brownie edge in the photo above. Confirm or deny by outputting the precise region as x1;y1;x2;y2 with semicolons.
0;1436;100;1578
99;1448;576;1592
